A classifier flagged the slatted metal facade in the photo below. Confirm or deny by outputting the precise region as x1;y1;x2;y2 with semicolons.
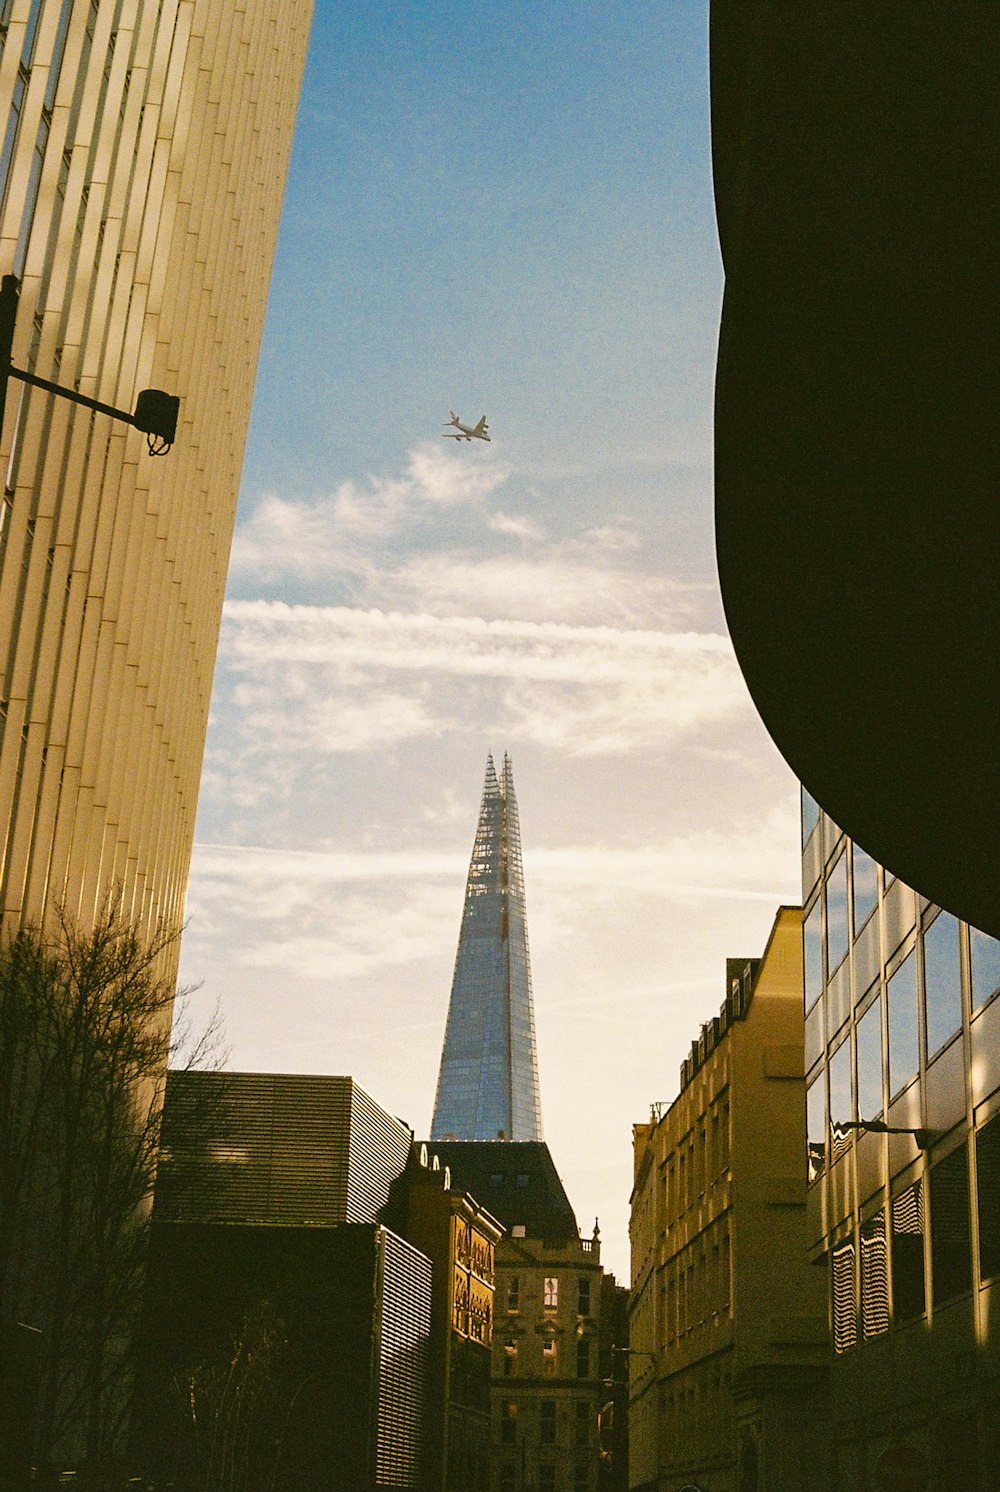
373;1226;432;1491
157;1071;413;1226
0;0;311;969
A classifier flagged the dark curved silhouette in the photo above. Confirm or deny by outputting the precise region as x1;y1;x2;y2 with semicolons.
711;5;1000;936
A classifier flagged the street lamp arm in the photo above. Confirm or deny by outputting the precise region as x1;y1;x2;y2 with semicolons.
1;274;179;454
9;364;140;426
835;1120;938;1148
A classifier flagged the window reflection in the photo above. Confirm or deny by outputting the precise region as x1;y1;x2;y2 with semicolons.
851;844;878;935
826;852;849;976
922;912;962;1056
807;1074;825;1182
970;927;1000;1012
856;996;884;1121
829;1039;852;1161
801;786;820;846
860;1214;889;1338
887;953;919;1097
930;1144;972;1306
804;900;823;1012
891;1183;925;1320
831;1237;857;1353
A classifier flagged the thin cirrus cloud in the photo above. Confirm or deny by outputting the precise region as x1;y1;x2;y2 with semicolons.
228;444;712;630
184;810;798;984
211;601;753;762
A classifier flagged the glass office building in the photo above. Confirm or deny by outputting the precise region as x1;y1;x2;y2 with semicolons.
431;754;543;1143
802;790;1000;1487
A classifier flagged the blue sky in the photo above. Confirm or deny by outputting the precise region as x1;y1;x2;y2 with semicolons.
178;1;801;1280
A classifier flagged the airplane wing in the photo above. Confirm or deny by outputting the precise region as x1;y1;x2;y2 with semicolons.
473;416;489;435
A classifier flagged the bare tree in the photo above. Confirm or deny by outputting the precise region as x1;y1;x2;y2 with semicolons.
0;902;222;1478
172;1301;289;1492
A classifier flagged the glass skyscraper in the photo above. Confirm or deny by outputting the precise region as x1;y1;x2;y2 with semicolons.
431;753;543;1142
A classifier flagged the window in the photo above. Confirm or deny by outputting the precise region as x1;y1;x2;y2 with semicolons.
500;1465;517;1492
923;912;963;1055
576;1338;589;1378
542;1339;557;1377
887;952;919;1097
976;1114;1000;1281
575;1464;589;1492
543;1277;559;1310
970;927;1000;1012
831;1237;857;1354
860;1214;889;1338
516;1171;530;1188
829;1038;852;1160
807;1073;825;1182
577;1275;591;1316
503;1340;517;1377
539;1467;556;1492
804;899;823;1011
852;843;879;935
575;1399;590;1448
931;1144;972;1306
826;851;850;976
891;1182;926;1320
856;993;884;1121
801;785;820;846
490;1171;504;1187
540;1400;556;1446
500;1402;517;1444
507;1277;519;1312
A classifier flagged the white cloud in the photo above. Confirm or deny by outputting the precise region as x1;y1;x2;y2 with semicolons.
384;550;701;627
220;602;739;694
486;511;545;542
189;810;796;919
230;443;510;581
210;602;752;765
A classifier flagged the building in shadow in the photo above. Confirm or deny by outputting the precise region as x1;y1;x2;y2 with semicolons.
133;1073;431;1491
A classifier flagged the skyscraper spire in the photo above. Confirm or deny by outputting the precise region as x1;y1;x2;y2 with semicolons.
431;753;544;1142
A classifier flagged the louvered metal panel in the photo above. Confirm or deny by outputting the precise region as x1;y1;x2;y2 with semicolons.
158;1071;411;1226
373;1227;432;1491
347;1082;414;1223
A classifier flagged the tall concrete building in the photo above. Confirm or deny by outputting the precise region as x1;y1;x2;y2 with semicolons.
0;0;311;964
802;790;1000;1489
432;752;543;1142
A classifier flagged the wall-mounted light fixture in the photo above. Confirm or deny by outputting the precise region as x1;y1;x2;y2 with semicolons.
1;275;180;456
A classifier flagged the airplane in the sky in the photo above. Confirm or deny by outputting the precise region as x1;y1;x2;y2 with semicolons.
442;411;490;442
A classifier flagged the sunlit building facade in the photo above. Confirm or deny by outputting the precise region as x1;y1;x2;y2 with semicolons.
432;753;543;1142
0;0;310;962
430;1142;609;1492
629;909;829;1492
393;1143;502;1492
803;790;1000;1489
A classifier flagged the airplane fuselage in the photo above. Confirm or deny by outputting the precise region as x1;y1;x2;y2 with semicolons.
443;411;490;442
